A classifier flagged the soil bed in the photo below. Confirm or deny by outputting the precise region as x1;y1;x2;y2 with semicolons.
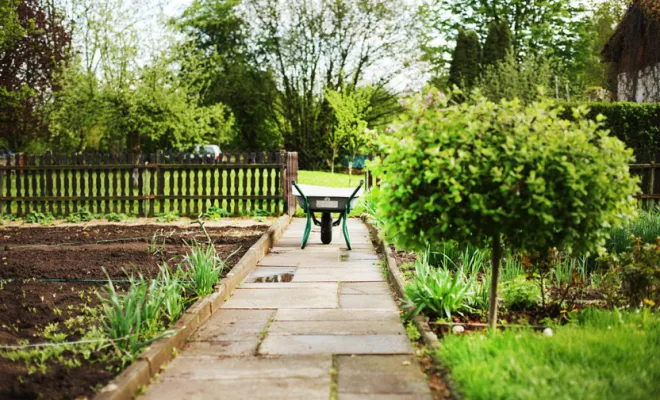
0;223;268;400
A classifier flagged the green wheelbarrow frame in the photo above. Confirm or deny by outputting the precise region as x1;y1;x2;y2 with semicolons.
292;180;364;250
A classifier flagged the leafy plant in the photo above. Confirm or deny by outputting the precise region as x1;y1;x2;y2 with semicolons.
105;213;127;222
156;213;179;223
604;209;660;254
182;243;225;298
372;89;638;328
203;206;230;220
601;237;660;307
66;208;93;223
156;264;186;324
97;272;166;363
24;211;54;225
502;276;541;311
403;248;478;320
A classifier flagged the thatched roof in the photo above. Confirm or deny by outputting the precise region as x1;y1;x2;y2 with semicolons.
601;0;660;65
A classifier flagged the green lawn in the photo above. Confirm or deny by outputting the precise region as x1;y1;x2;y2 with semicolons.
293;170;369;217
435;309;660;400
297;170;366;189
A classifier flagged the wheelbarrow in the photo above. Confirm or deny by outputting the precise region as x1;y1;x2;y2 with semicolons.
292;180;364;250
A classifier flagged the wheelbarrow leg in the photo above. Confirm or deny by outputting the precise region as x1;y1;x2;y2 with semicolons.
301;209;312;249
342;210;352;250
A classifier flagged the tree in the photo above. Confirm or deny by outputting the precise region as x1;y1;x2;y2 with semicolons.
177;0;281;150
244;0;410;168
372;89;638;329
448;30;481;89
325;86;372;174
49;0;236;153
479;52;554;103
482;20;512;68
0;0;71;151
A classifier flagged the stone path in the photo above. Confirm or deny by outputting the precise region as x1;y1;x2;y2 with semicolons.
142;218;432;399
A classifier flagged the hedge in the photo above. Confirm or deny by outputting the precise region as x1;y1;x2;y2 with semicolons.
558;102;660;162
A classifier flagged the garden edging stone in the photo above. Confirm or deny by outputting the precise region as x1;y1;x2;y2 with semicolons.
94;214;292;400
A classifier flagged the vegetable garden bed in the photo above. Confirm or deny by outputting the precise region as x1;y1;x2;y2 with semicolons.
0;224;268;400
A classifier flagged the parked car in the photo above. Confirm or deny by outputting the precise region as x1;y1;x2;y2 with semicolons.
192;144;221;161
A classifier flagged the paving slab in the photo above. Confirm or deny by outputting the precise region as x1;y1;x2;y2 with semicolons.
259;334;412;355
223;286;338;308
340;282;392;295
273;308;400;322
142;377;330;400
183;339;260;356
337;355;432;398
339;294;399;310
292;268;384;282
268;320;406;336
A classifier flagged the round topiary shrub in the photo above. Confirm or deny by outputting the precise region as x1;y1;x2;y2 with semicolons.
372;90;639;328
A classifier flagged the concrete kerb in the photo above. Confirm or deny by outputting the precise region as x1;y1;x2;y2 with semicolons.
360;215;439;350
361;214;462;400
94;214;292;400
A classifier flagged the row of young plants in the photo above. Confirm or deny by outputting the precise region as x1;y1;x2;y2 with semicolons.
0;241;229;375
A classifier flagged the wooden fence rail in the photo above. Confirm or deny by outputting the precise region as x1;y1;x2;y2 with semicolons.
0;151;299;217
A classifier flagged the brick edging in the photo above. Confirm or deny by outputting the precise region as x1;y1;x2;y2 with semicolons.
95;214;292;400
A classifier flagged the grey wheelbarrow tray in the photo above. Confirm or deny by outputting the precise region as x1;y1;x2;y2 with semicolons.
292;180;364;250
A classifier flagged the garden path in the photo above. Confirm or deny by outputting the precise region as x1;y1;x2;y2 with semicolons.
142;218;432;399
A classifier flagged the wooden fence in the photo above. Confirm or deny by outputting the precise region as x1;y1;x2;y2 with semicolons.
0;151;299;217
630;163;660;209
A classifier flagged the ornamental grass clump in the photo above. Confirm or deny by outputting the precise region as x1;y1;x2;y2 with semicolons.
372;89;639;329
183;243;224;297
403;248;478;320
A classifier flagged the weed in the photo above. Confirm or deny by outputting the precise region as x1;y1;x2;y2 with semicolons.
203;206;230;220
65;208;93;223
24;211;54;225
405;321;421;341
105;213;127;222
156;213;179;223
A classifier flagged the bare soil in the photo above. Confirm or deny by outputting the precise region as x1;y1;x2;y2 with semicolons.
0;224;268;400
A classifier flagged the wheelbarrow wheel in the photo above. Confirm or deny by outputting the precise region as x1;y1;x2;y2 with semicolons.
321;212;332;244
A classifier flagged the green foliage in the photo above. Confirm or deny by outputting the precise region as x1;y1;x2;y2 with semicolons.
557;101;660;161
24;211;54;226
156;213;179;223
325;87;373;173
97;272;166;363
605;209;660;254
405;321;421;341
203;206;230;221
482;20;512;68
105;213;127;222
479;52;554;104
372;90;638;256
601;238;660;307
434;308;660;400
448;30;482;89
502;276;541;311
403;249;478;320
177;0;281;150
66;208;93;223
182;243;225;298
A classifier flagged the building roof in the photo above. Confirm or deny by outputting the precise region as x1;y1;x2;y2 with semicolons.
601;0;660;63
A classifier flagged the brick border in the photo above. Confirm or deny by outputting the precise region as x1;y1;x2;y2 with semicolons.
95;214;292;400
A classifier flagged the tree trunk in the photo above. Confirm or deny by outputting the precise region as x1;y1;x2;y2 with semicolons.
488;233;502;331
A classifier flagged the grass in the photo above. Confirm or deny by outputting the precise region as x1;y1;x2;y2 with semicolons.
435;308;660;400
605;209;660;254
295;170;368;216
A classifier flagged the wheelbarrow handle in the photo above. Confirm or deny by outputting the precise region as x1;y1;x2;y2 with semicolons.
346;180;364;214
292;180;309;206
